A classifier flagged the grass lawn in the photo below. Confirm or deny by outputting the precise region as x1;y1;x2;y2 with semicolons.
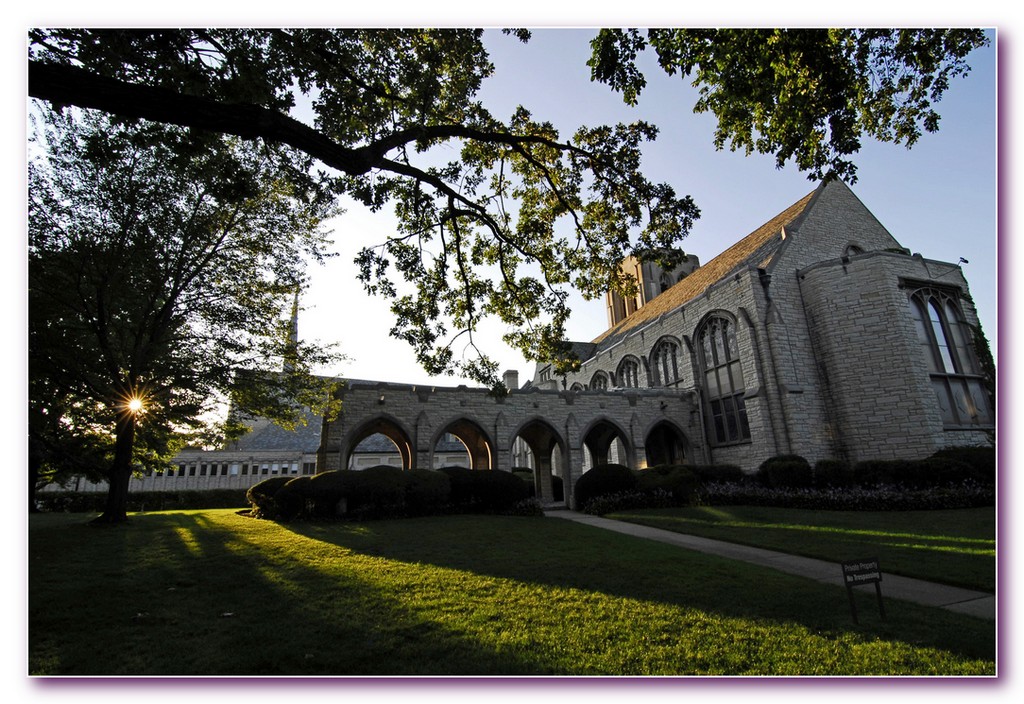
605;506;996;592
29;509;995;676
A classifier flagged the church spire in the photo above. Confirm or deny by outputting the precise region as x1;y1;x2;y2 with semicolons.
283;287;299;373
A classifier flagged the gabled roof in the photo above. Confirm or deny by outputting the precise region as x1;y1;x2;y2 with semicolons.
590;186;820;346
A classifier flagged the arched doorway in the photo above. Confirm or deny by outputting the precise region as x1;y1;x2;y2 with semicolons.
644;421;689;467
432;418;493;470
511;418;566;505
343;416;415;470
582;418;632;470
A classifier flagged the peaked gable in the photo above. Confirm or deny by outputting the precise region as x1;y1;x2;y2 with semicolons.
591;186;818;345
764;178;903;276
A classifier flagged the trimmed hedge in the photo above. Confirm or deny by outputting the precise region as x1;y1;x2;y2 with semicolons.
246;467;531;521
812;459;854;488
756;455;813;488
246;476;297;519
437;467;530;512
574;464;636;511
635;465;700;505
852;458;975;489
403;468;452;515
687;464;747;484
929;446;995;485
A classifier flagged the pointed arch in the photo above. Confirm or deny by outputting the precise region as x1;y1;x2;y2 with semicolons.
431;417;494;470
343;415;415;470
615;354;643;388
581;416;634;469
907;286;993;427
695;311;751;445
649;335;683;387
510;417;568;505
590;370;610;391
643;419;690;467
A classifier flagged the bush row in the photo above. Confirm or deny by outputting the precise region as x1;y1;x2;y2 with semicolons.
699;480;994;511
753;447;995;490
575;445;994;515
246;465;534;521
36;489;249;513
576;464;702;515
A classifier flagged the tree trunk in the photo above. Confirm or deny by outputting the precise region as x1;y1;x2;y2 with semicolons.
28;437;42;513
93;412;136;525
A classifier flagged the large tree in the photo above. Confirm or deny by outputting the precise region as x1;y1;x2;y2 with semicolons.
29;109;340;522
27;28;989;384
588;28;989;182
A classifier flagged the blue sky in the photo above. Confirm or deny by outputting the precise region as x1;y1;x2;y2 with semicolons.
299;28;997;386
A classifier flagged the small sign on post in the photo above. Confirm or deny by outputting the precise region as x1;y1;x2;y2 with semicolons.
840;557;886;624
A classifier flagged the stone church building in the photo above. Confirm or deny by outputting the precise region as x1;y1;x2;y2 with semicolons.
529;177;993;471
47;178;993;508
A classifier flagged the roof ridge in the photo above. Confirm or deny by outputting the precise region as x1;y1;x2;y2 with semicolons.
590;187;818;346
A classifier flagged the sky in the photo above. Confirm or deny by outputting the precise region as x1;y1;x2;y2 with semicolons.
297;28;998;388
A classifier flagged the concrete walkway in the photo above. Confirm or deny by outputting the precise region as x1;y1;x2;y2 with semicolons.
545;509;995;621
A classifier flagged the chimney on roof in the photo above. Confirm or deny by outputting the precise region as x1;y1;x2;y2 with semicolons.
503;370;519;390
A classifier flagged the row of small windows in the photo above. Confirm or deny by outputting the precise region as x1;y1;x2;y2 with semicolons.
143;461;316;478
581;341;683;392
577;316;751;447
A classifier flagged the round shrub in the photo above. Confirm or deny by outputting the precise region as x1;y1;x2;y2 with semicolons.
246;475;295;519
437;466;478;507
573;463;636;511
304;470;362;517
756;455;813;488
636;465;700;505
272;475;313;520
812;459;854;487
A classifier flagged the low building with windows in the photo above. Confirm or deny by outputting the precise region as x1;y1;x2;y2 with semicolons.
531;178;994;470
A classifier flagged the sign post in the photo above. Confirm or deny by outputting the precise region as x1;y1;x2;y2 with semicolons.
840;557;886;624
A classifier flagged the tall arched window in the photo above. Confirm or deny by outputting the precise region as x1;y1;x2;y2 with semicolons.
616;357;641;388
651;338;681;387
697;315;750;444
590;371;609;391
909;288;992;427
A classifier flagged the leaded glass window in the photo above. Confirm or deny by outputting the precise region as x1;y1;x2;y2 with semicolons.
697;316;750;444
617;357;641;388
651;338;680;386
908;289;992;428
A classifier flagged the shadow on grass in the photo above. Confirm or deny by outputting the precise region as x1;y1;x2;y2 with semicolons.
29;512;552;676
277;513;995;664
29;511;996;676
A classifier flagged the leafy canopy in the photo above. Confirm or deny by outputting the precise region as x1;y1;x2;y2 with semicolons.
28;108;341;490
29;28;698;384
589;28;989;181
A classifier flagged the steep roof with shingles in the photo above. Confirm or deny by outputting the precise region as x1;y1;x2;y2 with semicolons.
591;187;819;347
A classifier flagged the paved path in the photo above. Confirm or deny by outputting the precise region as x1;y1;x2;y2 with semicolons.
545;509;995;621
